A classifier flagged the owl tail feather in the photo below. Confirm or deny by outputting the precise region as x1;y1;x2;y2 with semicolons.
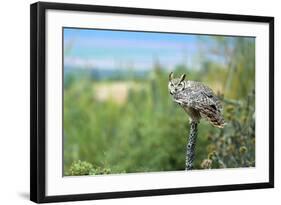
198;105;225;128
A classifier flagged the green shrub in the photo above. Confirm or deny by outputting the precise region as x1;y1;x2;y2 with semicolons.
68;160;93;176
200;90;255;169
67;160;112;176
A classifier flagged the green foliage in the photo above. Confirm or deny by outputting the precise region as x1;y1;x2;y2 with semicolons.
200;90;255;169
68;160;93;176
89;167;111;175
67;160;111;176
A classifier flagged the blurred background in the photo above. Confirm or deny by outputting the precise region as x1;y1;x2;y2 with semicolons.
63;28;255;176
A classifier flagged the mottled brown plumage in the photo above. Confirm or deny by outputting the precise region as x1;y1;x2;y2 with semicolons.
168;72;225;128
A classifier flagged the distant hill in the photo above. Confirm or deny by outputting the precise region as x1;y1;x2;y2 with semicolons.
64;66;149;81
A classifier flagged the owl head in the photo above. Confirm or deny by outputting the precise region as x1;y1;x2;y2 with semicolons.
168;72;186;95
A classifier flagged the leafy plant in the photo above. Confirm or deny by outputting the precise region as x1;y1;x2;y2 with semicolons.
68;160;93;176
200;90;255;169
67;160;111;176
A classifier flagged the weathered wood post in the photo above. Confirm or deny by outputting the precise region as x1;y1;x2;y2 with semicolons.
185;121;198;170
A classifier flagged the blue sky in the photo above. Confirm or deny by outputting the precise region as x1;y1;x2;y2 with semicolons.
63;28;237;71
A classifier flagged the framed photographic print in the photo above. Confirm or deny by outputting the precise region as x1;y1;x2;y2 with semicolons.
30;1;274;203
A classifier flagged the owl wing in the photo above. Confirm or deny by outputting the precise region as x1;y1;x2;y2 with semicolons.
173;85;219;109
174;85;224;128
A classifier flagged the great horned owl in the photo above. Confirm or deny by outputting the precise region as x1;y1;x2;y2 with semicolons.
168;72;225;128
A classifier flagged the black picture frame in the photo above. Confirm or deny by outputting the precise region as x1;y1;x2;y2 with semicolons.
30;1;274;203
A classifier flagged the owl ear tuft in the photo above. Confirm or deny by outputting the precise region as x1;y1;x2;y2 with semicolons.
180;74;186;82
169;72;174;81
